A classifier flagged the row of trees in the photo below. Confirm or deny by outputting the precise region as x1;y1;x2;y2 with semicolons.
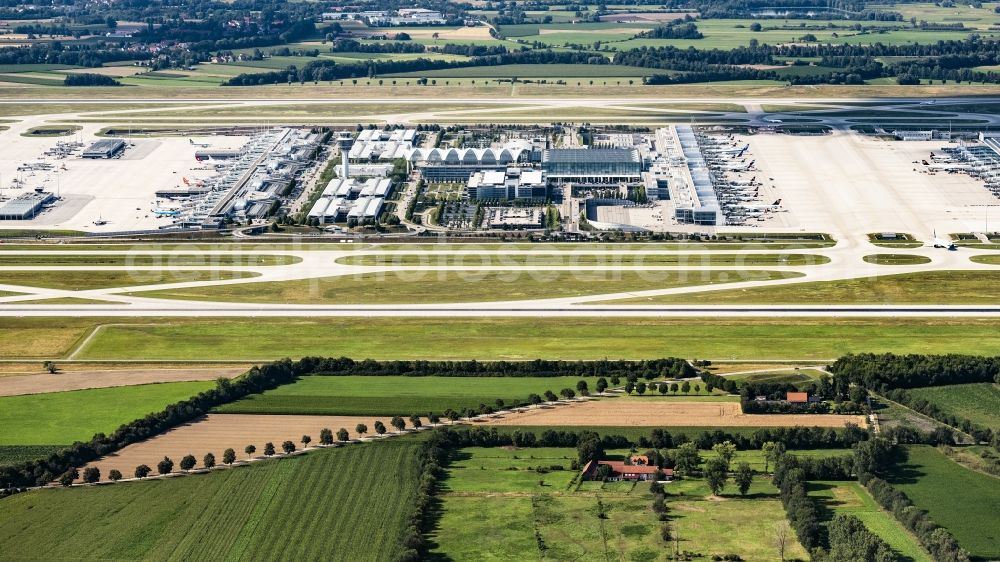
64;417;439;485
293;356;694;379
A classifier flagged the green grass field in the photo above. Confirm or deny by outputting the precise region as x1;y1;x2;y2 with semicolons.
808;480;931;562
337;253;829;266
8;317;1000;361
906;383;1000;430
216;375;602;416
431;446;808;561
0;270;258;291
0;381;215;445
889;445;1000;559
0;254;297;266
0;440;420;561
727;368;828;387
862;254;932;265
129;270;802;304
971;254;1000;265
605;271;1000;304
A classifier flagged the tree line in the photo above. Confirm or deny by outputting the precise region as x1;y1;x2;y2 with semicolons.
295;356;696;379
222;49;606;86
64;73;121;86
829;353;1000;391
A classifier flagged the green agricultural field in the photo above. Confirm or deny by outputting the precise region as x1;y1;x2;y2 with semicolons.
808;480;931;562
889;445;1000;559
0;440;420;561
0;254;298;266
216;375;603;416
128;270;801;305
338;253;828;266
605;271;1000;304
9;316;1000;361
906;383;1000;430
0;381;215;445
0;270;259;291
0;445;67;468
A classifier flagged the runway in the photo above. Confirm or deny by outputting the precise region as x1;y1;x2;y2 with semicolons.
3;304;1000;317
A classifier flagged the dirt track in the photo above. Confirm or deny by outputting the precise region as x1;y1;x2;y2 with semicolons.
78;413;429;480
482;399;867;428
0;368;248;396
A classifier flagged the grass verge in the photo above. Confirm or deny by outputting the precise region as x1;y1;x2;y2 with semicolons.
6;317;1000;361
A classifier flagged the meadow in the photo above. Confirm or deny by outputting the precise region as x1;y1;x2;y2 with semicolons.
808;480;931;562
431;446;809;561
0;381;215;445
0;270;258;291
0;440;421;561
607;271;1000;305
8;316;1000;361
129;269;800;305
337;253;829;266
727;368;828;387
0;254;298;266
889;445;1000;559
215;375;602;416
906;383;1000;430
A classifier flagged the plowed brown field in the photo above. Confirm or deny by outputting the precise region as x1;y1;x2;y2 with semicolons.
78;413;429;480
0;367;248;396
482;399;867;428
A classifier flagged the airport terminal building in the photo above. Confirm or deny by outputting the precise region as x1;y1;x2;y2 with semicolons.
541;148;641;183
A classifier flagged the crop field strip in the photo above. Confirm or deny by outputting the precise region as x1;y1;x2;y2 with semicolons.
127;270;804;305
888;445;1000;559
481;397;867;428
6;317;1000;361
216;375;605;416
905;383;1000;431
0;440;421;561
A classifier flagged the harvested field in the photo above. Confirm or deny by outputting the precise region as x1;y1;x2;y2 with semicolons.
0;367;247;397
79;413;429;480
481;399;867;428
